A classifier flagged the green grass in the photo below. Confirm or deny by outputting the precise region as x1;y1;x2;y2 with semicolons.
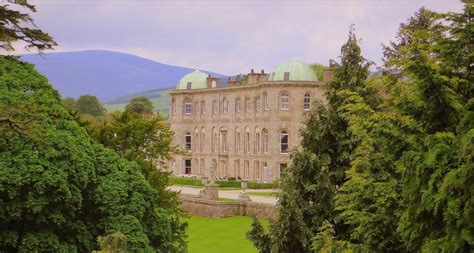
187;216;267;253
246;192;277;197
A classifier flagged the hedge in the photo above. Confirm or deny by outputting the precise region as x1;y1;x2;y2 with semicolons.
169;177;278;189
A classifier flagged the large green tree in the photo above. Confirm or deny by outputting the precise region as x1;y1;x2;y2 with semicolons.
248;26;375;253
75;95;106;117
383;6;473;252
0;56;186;252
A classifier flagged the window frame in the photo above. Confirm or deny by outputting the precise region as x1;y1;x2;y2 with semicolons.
304;93;311;111
280;130;289;154
184;132;192;151
280;92;289;111
184;102;192;115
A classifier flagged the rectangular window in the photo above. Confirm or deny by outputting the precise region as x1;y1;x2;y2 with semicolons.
254;161;260;180
256;99;261;112
185;103;192;115
236;100;241;113
184;159;192;174
213;100;218;114
280;163;288;178
223;99;228;113
234;160;240;178
246;98;251;113
281;94;289;110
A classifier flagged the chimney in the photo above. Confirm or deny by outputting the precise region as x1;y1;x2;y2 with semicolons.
248;68;259;85
207;76;221;88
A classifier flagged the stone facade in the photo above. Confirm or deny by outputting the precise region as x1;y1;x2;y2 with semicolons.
168;61;332;182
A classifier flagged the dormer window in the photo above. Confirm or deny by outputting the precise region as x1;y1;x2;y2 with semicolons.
187;82;192;89
211;80;217;88
284;72;290;81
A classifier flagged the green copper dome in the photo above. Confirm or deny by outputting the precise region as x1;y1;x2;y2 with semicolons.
269;59;318;81
176;70;208;90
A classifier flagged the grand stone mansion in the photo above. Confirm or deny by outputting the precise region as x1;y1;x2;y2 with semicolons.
168;59;334;182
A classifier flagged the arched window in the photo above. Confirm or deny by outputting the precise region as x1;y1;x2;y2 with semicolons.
235;128;241;153
280;130;289;154
262;129;269;154
263;91;268;110
304;93;311;111
280;92;289;110
255;128;260;154
184;132;192;151
245;127;250;153
212;128;218;153
200;128;205;152
194;128;199;152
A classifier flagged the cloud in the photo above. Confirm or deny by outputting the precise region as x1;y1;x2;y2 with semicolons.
23;0;464;74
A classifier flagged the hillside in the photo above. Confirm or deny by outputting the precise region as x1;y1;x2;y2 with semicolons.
21;50;226;102
104;88;173;117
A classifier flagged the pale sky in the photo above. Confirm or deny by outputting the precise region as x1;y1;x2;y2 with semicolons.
24;0;463;75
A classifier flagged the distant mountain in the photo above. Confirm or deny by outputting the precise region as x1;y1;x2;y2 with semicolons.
21;50;227;102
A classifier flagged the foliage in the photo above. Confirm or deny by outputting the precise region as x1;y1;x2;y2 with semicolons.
248;25;375;253
310;63;325;81
88;97;188;252
0;0;56;52
124;96;154;116
0;56;185;252
384;5;474;252
97;232;127;253
168;177;277;189
246;217;271;253
250;5;473;251
75;95;106;117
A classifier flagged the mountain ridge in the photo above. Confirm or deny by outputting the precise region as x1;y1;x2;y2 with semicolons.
20;50;227;102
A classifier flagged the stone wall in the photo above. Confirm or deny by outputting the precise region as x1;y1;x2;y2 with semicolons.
179;194;276;219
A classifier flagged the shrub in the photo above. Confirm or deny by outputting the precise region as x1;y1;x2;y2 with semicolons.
228;177;236;181
169;177;203;187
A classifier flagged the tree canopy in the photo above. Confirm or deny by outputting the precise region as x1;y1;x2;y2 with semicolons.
0;1;56;52
248;4;473;252
0;56;186;252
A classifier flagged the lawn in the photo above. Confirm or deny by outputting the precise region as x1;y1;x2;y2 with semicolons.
187;216;267;253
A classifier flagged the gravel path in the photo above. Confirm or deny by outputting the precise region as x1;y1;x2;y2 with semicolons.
169;185;278;205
